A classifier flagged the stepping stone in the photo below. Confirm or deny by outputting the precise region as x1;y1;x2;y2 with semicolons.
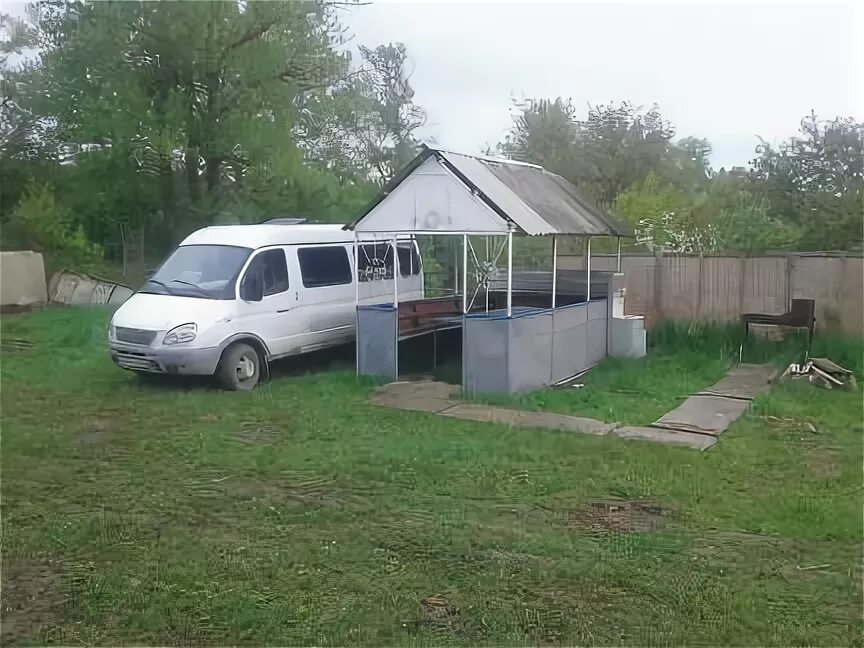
614;425;718;450
696;363;779;400
653;395;749;436
370;381;461;413
440;403;615;435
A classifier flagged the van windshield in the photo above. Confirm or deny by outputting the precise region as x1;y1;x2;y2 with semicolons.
141;245;252;300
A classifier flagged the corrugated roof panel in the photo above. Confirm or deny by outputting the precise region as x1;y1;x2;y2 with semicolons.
481;161;631;237
437;151;555;235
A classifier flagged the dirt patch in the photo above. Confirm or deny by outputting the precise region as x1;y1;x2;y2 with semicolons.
808;453;841;479
0;559;66;645
219;472;340;507
233;422;281;445
77;418;118;446
760;415;818;434
513;585;638;643
567;500;674;534
419;594;461;633
482;548;545;566
398;373;437;382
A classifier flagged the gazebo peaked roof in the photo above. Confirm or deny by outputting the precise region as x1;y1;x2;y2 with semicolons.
345;145;633;237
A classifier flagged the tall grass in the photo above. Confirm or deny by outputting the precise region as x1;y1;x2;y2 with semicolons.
649;320;863;375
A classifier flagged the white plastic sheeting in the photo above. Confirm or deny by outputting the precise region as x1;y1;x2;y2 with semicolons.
48;270;133;306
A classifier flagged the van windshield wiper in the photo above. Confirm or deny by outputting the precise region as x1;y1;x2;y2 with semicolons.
145;278;173;292
169;278;201;289
168;278;214;298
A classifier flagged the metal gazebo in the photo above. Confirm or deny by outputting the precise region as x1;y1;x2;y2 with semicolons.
345;145;632;394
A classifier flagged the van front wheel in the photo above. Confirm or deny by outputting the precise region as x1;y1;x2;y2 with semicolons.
217;342;261;391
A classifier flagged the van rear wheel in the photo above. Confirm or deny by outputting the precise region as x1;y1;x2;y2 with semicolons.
217;343;261;391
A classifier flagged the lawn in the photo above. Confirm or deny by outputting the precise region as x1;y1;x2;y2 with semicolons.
1;308;862;646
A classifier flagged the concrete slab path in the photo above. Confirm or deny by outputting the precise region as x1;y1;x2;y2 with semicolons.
369;381;708;450
652;395;750;436
439;403;617;436
653;363;779;437
613;425;718;450
695;363;778;400
368;363;776;451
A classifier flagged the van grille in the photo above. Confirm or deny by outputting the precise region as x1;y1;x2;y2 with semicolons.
115;327;157;345
115;352;161;372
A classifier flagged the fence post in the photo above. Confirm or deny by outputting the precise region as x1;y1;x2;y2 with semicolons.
696;253;704;319
785;254;794;307
840;255;849;333
653;247;664;325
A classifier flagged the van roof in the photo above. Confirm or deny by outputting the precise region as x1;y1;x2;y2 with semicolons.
180;223;415;249
181;224;353;249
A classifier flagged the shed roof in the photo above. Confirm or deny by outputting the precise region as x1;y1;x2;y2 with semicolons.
346;146;632;237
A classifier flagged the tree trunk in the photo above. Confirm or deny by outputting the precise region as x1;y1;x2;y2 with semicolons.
186;146;201;204
118;223;128;278
205;155;222;194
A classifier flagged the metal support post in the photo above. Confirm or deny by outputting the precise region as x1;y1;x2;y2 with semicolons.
551;235;558;309
506;229;513;317
586;236;592;302
392;235;399;307
462;234;468;314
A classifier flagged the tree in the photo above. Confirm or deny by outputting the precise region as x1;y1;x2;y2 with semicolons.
1;9;40;158
711;195;800;253
3;0;399;271
615;171;696;251
497;98;577;174
25;1;345;206
498;99;688;207
616;168;799;254
751;111;864;250
297;42;426;183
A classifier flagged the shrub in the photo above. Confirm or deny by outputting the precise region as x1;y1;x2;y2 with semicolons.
6;183;103;267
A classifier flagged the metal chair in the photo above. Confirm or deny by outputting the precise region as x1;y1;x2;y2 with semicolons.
741;298;816;359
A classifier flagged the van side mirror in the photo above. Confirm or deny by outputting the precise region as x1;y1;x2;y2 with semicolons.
241;271;264;302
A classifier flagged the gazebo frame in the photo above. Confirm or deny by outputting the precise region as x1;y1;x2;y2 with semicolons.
345;146;630;394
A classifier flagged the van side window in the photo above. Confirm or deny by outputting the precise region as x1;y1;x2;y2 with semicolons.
357;243;393;282
242;249;289;297
298;246;352;288
397;244;421;277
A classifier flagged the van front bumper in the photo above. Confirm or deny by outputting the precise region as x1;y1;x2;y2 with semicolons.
109;343;222;375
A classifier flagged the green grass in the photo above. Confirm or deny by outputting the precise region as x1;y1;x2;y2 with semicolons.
1;308;862;646
478;351;730;425
479;321;863;425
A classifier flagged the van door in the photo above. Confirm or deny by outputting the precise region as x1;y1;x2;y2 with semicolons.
357;241;395;305
237;248;298;356
294;244;355;351
395;241;424;301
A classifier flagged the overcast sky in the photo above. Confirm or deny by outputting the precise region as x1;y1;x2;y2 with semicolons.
341;0;863;169
3;1;861;170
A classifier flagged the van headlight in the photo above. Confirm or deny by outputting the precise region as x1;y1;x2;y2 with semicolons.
163;323;197;345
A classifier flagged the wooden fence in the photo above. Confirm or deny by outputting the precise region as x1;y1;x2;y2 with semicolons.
559;252;864;335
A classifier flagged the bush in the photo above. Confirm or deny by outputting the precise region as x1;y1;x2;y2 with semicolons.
5;184;103;268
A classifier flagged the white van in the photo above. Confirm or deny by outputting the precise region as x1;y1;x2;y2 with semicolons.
108;223;423;389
